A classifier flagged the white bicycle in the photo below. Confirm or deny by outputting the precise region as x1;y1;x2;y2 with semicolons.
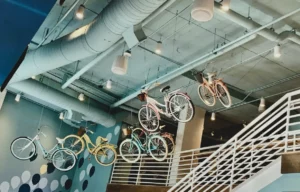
10;128;77;172
137;85;195;132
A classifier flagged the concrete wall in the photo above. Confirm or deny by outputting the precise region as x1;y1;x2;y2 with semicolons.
70;123;122;192
259;173;300;192
0;93;76;192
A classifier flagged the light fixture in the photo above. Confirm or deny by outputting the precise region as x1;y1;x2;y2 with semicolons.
221;0;231;11
76;5;85;19
15;93;21;102
211;131;214;136
191;0;214;22
211;112;216;121
258;97;266;112
155;41;162;54
78;93;85;101
59;112;64;120
274;44;281;58
111;50;131;75
31;76;36;79
106;79;112;89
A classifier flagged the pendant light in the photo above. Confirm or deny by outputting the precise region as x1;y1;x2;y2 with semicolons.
274;44;281;58
211;112;216;121
221;0;231;11
111;50;131;75
31;76;36;79
76;5;85;19
59;112;64;120
191;0;214;22
78;93;85;101
15;93;21;102
106;79;112;89
258;97;266;112
155;41;162;54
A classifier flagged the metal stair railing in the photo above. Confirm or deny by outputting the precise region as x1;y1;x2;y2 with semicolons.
168;89;300;192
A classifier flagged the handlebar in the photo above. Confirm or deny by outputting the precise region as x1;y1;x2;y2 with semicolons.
37;129;47;137
86;128;94;134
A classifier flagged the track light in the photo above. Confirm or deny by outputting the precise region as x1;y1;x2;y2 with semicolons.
221;0;231;11
155;41;162;54
274;44;281;58
78;93;85;101
191;0;214;22
59;112;64;120
31;76;36;79
76;5;85;19
106;79;112;89
211;112;216;121
15;93;21;102
111;50;131;75
258;97;266;112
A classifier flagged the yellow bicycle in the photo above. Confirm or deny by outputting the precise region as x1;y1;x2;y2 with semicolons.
62;127;117;166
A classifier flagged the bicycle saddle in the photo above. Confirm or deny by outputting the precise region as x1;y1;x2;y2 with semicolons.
96;136;108;145
56;137;64;144
160;85;170;93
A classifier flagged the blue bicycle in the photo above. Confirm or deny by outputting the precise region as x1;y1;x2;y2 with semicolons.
119;127;168;163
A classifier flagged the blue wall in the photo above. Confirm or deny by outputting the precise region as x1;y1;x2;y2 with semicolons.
70;123;121;192
0;93;77;192
260;173;300;192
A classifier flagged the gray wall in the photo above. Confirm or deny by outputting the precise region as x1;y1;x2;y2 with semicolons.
70;123;121;192
0;93;77;192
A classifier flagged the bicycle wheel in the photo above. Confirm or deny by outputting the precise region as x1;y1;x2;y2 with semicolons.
138;106;159;132
62;135;85;155
10;137;36;160
119;139;141;163
52;149;76;172
161;134;175;154
168;94;195;122
148;135;168;161
132;128;147;146
198;84;216;106
215;82;232;108
95;146;117;166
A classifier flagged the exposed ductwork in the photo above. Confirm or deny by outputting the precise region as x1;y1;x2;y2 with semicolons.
214;3;300;45
8;79;116;127
11;0;167;83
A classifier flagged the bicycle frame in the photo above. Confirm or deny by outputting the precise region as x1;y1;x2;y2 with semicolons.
80;134;97;154
201;75;227;97
131;131;160;153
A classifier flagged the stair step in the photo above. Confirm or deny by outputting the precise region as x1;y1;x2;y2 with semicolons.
106;184;171;192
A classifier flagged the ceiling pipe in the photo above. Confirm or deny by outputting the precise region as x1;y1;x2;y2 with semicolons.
10;0;167;84
61;0;178;89
214;3;300;44
111;4;300;108
8;79;116;127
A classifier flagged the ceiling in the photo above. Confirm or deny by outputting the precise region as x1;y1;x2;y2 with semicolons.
25;0;300;126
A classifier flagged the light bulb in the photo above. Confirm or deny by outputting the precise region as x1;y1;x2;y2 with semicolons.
155;41;162;54
221;0;231;11
78;93;85;101
31;76;36;79
59;112;64;120
106;79;112;89
76;5;85;19
274;44;281;58
258;97;266;112
211;112;216;121
211;131;214;136
15;93;21;102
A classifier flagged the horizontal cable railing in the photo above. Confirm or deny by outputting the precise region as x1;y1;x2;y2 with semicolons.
110;89;300;192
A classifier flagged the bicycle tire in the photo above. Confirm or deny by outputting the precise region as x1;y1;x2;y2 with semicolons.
138;106;160;132
198;84;216;106
148;135;168;161
168;94;195;122
51;148;76;172
215;81;232;108
62;135;85;156
119;139;141;163
132;128;147;146
161;134;175;154
10;137;36;160
94;145;117;166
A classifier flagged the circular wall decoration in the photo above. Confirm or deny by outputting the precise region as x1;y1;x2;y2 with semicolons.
60;175;68;187
89;166;95;177
38;178;48;189
47;163;55;174
64;179;72;190
106;133;112;142
11;176;21;189
79;170;86;182
82;180;88;191
32;174;41;185
0;181;10;192
21;171;31;183
18;184;30;192
114;125;121;135
33;188;43;192
40;165;47;175
50;180;59;191
74;189;79;192
86;163;92;174
83;149;89;159
78;157;84;168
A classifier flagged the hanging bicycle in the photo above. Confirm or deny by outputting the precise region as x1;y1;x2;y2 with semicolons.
119;127;168;163
10;128;77;172
196;72;232;108
137;85;195;132
132;126;175;154
62;127;117;166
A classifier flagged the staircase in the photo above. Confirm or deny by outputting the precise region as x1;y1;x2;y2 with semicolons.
110;89;300;192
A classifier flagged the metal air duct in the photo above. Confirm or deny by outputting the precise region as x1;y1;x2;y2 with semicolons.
11;0;167;83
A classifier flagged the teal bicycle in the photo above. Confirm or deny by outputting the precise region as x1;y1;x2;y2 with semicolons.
119;127;168;163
